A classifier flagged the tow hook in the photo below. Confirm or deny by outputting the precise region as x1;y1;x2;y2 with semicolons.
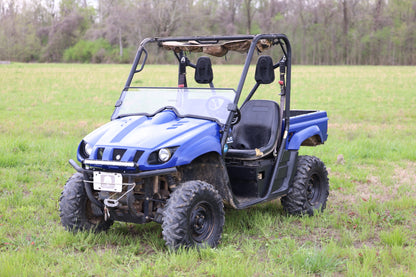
104;198;119;208
104;206;110;221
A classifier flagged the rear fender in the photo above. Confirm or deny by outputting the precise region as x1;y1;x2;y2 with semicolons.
286;125;324;150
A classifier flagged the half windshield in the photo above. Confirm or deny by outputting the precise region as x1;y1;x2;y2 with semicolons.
113;87;236;124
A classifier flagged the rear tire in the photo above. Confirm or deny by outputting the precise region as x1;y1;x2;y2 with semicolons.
281;155;329;216
162;180;225;249
59;173;113;232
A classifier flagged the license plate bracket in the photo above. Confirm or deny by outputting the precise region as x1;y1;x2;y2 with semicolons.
93;172;123;192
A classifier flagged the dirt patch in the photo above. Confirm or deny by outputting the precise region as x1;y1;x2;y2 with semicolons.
330;162;416;206
390;161;416;199
360;161;416;202
393;161;416;187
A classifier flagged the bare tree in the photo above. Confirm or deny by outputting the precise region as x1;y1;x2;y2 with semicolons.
144;0;187;37
1;0;416;64
243;0;255;33
341;0;349;64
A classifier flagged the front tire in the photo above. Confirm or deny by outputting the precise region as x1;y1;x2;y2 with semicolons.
281;155;329;216
162;180;225;249
59;173;113;232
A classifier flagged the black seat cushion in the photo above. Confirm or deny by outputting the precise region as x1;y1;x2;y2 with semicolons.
227;100;280;160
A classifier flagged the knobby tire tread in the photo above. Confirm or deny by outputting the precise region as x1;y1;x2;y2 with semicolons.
281;155;329;216
162;180;224;249
59;173;113;232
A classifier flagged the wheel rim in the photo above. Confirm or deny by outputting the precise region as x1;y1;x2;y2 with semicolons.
190;201;214;243
306;173;322;206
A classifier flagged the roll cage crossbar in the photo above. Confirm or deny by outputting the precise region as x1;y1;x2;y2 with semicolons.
122;34;292;153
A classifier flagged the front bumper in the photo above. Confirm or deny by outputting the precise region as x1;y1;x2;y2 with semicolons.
69;159;177;224
69;159;178;178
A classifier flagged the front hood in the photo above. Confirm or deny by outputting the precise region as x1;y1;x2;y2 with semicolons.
79;111;222;170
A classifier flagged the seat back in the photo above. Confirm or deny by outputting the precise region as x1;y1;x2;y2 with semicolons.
227;56;281;160
228;100;280;159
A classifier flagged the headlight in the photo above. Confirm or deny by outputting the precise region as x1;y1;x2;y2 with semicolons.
85;143;93;156
148;146;178;165
158;148;171;162
80;140;93;159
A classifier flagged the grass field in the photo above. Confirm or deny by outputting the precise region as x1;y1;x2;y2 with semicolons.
1;63;415;276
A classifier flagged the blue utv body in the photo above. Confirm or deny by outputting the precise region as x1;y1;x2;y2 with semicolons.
79;112;222;171
60;34;329;249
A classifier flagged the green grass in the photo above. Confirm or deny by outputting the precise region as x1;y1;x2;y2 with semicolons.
1;63;416;276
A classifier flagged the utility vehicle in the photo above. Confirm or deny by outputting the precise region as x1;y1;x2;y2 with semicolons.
59;34;329;249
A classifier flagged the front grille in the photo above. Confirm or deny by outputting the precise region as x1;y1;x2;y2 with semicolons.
96;147;105;160
133;150;144;163
112;149;127;161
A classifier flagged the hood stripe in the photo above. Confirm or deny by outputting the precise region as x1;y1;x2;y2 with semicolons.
111;117;146;143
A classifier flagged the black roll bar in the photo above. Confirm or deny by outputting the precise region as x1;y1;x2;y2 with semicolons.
120;34;292;152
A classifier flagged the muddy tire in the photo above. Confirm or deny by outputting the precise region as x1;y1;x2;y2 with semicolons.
162;180;224;249
59;173;113;232
281;155;329;216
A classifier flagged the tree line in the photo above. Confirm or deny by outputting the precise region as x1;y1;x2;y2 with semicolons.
1;0;415;65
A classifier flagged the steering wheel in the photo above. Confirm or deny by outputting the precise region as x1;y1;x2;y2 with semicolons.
230;108;241;125
205;96;230;118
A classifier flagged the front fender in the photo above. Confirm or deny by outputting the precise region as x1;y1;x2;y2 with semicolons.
286;125;323;150
175;135;222;165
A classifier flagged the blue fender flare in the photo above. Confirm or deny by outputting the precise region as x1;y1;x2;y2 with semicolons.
286;125;323;150
175;135;222;166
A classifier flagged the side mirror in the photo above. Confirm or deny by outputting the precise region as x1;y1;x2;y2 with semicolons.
255;55;275;84
195;56;213;84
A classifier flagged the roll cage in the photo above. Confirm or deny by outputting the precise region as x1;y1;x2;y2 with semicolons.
118;34;292;155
